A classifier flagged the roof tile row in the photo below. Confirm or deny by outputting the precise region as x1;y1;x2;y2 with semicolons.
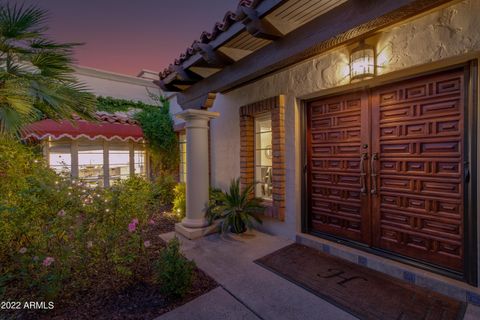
159;0;262;80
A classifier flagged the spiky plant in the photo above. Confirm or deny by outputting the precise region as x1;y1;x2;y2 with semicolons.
0;3;95;136
207;178;264;234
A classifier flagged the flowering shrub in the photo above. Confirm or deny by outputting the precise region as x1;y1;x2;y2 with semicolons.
172;183;186;219
0;138;160;301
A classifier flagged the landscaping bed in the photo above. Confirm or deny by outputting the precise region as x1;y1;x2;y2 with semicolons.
6;210;217;320
0;139;215;320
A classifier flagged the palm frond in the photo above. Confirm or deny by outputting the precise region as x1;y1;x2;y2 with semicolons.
207;178;265;234
0;3;47;40
0;3;93;136
29;39;81;51
29;50;76;81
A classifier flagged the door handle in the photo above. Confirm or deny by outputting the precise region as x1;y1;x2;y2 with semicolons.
371;153;378;195
360;153;368;195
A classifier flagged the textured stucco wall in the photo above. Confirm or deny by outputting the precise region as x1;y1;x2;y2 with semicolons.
74;67;187;124
203;0;480;241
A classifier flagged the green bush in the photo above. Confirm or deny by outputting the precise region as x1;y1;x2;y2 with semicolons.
173;183;186;219
152;175;177;207
0;137;160;300
207;178;264;234
155;237;195;299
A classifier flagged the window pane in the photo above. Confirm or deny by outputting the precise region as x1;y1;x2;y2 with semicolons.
134;144;146;176
109;142;130;184
255;166;272;199
255;118;272;134
255;149;272;167
78;143;104;187
49;142;71;176
254;115;272;200
255;131;272;151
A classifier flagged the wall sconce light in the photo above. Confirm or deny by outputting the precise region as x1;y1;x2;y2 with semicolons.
350;40;375;82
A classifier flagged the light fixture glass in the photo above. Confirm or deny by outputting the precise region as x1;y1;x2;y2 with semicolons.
350;40;375;81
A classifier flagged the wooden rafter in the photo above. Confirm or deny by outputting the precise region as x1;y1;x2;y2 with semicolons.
177;0;454;109
194;43;235;67
239;6;283;40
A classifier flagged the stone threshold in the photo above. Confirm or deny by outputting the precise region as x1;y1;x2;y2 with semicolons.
296;233;480;306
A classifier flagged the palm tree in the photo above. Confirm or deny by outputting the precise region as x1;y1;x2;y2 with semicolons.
0;3;95;136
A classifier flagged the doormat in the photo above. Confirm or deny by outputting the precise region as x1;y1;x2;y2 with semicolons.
255;244;465;320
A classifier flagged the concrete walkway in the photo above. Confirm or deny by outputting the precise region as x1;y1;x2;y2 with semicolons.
156;231;355;320
156;230;480;320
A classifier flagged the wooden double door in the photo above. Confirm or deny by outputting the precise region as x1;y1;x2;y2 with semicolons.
306;68;466;272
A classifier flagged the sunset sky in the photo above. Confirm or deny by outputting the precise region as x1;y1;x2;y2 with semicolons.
12;0;239;75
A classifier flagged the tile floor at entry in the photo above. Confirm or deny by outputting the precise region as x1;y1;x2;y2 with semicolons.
156;231;480;320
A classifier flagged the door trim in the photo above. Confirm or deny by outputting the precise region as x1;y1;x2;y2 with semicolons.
301;62;478;285
464;60;478;286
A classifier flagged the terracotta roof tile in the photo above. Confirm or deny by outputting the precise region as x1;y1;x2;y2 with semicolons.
71;111;140;125
159;0;263;80
24;111;143;142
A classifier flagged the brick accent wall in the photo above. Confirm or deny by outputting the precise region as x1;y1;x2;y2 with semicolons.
239;96;286;221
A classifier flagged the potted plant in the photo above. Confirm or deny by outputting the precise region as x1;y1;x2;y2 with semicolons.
207;178;264;234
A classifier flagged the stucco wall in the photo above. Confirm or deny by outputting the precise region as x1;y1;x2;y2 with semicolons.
73;66;186;124
202;0;480;241
74;67;161;104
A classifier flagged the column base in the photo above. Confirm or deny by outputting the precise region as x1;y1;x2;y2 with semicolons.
175;221;220;240
181;217;209;228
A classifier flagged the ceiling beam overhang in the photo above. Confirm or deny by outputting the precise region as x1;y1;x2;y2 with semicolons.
171;0;287;73
238;6;283;40
189;66;222;78
154;79;181;92
177;0;454;109
194;43;235;67
217;47;253;61
171;64;202;82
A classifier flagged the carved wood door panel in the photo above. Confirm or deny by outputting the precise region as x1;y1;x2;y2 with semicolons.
306;68;466;273
371;69;465;272
306;92;371;244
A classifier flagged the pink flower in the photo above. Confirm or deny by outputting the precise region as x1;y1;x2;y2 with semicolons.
57;209;66;217
128;222;137;233
87;241;93;248
19;247;27;254
144;240;151;248
148;219;156;225
132;218;139;225
42;257;55;267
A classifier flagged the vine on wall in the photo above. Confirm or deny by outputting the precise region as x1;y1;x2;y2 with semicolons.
96;95;178;175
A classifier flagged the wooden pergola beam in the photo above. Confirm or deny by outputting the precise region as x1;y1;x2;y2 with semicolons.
177;0;453;109
172;64;202;82
194;43;235;67
240;6;283;40
154;79;181;92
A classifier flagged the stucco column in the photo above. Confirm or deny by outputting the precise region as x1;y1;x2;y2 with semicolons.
176;109;219;229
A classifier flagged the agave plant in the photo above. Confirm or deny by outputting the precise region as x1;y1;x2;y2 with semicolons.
0;3;95;136
207;178;264;234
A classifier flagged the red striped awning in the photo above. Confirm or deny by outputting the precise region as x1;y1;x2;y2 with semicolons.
23;113;144;142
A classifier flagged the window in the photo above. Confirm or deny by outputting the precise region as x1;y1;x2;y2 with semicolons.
78;143;104;187
109;142;130;185
48;142;71;177
255;114;272;200
179;132;187;182
46;140;148;187
134;143;146;176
